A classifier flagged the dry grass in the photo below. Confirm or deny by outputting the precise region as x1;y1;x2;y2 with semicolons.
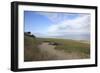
38;38;90;59
24;36;90;62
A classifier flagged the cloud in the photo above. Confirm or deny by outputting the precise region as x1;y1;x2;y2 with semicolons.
47;14;90;36
35;12;84;24
35;12;90;35
34;12;90;40
35;12;60;23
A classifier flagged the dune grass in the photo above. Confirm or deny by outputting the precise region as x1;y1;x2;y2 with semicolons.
24;36;90;61
24;36;42;61
38;38;90;58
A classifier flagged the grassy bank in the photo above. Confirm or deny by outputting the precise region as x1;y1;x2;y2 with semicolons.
38;38;90;58
24;35;42;61
24;36;90;61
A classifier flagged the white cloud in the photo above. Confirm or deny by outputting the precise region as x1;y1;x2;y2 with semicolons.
47;14;90;36
35;12;84;24
34;12;90;40
35;12;60;23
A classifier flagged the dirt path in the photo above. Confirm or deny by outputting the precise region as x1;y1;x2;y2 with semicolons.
38;42;81;60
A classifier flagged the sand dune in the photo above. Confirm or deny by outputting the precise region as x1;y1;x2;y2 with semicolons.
38;42;83;60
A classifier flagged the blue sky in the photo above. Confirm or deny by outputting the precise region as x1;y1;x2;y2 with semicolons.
24;11;53;33
24;11;90;40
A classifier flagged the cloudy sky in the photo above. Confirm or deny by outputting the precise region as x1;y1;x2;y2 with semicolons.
24;11;90;40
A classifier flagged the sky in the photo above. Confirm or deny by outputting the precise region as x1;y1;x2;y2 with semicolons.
24;11;90;40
